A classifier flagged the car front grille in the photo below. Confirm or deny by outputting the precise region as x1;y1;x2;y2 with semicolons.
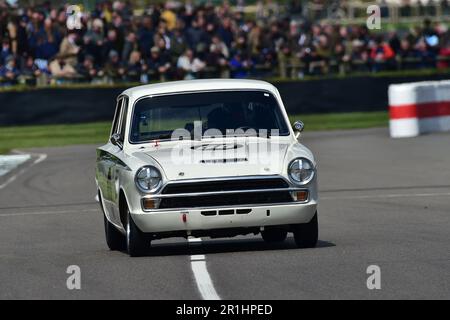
161;177;289;194
158;177;293;209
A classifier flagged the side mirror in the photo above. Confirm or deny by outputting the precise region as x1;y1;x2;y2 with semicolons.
110;133;123;149
292;120;304;138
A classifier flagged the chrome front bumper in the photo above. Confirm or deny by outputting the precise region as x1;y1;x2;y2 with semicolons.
131;201;317;233
128;175;318;234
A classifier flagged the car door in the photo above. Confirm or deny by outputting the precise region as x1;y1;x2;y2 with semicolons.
108;96;129;224
99;97;126;224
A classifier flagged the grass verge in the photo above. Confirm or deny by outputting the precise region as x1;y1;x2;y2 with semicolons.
0;111;388;154
0;122;111;155
290;111;388;131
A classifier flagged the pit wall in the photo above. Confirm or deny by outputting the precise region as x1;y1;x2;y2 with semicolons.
1;74;449;126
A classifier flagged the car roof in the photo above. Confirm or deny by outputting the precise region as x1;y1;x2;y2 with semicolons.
121;79;278;100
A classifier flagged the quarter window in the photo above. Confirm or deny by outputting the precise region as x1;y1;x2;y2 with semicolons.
119;97;128;142
111;98;123;136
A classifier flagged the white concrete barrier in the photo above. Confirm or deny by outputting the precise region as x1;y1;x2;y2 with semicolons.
389;80;450;138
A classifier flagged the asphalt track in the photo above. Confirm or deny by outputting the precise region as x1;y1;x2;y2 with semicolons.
0;128;449;299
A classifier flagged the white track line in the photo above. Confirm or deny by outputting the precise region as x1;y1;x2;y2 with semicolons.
188;237;221;300
322;192;450;201
0;151;47;190
0;154;30;176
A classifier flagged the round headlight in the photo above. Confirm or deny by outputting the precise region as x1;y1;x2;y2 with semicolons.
135;166;162;192
288;158;315;184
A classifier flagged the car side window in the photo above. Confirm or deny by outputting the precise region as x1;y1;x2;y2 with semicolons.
119;97;128;142
111;98;123;137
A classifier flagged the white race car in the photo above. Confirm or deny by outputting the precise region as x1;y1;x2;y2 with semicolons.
96;79;319;256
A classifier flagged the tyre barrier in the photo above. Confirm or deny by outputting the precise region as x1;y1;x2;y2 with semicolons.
389;80;450;138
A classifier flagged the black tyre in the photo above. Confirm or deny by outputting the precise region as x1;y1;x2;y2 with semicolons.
126;210;150;257
104;214;126;251
293;212;318;248
99;191;126;251
261;228;288;243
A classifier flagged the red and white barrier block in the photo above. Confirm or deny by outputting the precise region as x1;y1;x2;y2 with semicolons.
389;80;450;138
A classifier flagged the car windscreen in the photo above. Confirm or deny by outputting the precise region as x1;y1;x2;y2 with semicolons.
130;90;290;143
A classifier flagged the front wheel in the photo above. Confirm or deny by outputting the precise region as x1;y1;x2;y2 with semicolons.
293;212;318;248
126;210;150;257
104;214;126;251
100;191;126;251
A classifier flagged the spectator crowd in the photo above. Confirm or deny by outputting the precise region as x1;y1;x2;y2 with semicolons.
0;0;449;86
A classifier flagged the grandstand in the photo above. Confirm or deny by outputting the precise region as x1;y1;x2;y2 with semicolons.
0;0;449;87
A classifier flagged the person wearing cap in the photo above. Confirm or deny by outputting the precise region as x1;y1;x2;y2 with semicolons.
104;50;125;82
348;40;368;72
